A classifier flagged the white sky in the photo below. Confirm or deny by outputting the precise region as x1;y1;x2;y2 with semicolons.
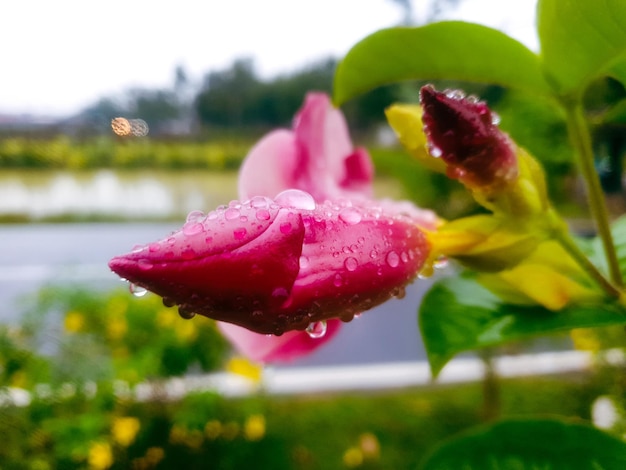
0;0;537;116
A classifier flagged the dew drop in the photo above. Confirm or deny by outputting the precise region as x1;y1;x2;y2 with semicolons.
339;207;362;225
445;88;466;100
333;273;343;287
344;257;358;272
182;222;204;236
256;209;271;221
178;306;196;320
401;251;409;263
224;207;241;220
386;251;400;268
306;320;327;339
233;227;247;240
299;256;310;269
429;145;443;158
129;283;147;297
491;111;501;125
433;256;449;269
148;242;161;253
162;297;176;308
137;259;153;271
275;189;316;210
186;210;205;223
250;195;269;208
369;249;379;259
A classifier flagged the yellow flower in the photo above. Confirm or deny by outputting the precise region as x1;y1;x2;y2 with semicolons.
226;356;263;383
175;319;198;342
88;441;113;470
244;414;266;441
343;447;363;468
64;310;85;333
112;416;141;447
145;447;165;465
156;309;175;328
107;317;128;341
204;420;222;440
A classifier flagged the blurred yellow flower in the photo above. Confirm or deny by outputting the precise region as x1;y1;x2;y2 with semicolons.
112;416;141;447
343;447;363;468
107;317;128;341
10;370;27;389
244;414;266;441
169;425;187;445
64;311;85;333
157;309;175;328
145;447;165;465
226;356;263;383
88;441;113;470
571;328;602;352
175;319;198;342
204;420;222;440
359;432;380;460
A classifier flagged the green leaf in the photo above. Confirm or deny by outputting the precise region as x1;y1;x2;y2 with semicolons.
419;275;626;376
420;418;626;470
537;0;626;96
334;21;551;106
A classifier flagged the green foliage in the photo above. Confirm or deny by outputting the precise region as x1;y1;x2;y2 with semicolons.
419;275;626;376
0;371;605;469
420;418;626;470
0;136;252;170
537;0;626;97
334;21;551;107
22;286;230;385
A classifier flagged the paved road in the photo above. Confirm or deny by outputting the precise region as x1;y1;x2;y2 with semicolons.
1;223;434;367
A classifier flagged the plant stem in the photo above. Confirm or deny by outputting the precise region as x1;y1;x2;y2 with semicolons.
563;100;623;287
554;227;622;299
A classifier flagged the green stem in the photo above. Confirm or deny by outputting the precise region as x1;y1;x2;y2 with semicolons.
563;100;623;287
554;226;622;299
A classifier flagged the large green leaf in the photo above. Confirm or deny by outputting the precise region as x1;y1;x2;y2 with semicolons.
334;21;551;106
419;275;626;376
420;418;626;470
537;0;626;95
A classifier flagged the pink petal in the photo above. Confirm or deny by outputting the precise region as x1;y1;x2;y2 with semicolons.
219;320;342;363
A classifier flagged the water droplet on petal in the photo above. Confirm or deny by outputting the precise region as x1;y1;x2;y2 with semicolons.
333;273;343;287
369;249;379;259
386;251;400;268
445;88;466;100
178;306;196;319
400;252;409;263
433;256;449;269
186;210;205;223
275;189;316;210
162;297;176;307
344;257;358;272
339;207;362;225
182;222;204;236
306;320;327;339
224;207;240;220
129;283;147;297
429;145;443;158
250;196;269;208
148;242;161;253
256;209;271;221
138;259;153;271
491;111;501;125
299;256;310;269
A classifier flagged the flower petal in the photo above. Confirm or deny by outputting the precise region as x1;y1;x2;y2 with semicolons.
219;320;342;363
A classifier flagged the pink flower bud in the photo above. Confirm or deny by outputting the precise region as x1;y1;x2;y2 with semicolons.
109;191;429;336
420;85;517;189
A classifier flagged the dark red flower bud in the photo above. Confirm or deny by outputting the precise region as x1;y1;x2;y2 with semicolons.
419;85;517;189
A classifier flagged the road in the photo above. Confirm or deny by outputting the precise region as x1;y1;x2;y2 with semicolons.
1;223;434;368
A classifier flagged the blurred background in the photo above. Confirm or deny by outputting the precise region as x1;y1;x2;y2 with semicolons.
2;1;626;468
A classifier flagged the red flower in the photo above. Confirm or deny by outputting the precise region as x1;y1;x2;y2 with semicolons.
109;93;435;362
